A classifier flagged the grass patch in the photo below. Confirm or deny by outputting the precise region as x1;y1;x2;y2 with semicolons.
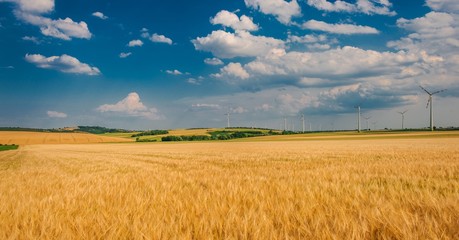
102;132;140;139
0;144;18;151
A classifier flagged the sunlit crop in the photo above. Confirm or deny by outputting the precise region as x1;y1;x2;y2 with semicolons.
0;131;132;145
0;133;458;239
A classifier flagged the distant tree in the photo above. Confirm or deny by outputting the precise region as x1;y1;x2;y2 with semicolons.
132;130;169;137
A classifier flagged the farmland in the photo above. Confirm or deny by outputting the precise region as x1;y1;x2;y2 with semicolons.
0;131;133;145
0;131;458;239
122;128;281;141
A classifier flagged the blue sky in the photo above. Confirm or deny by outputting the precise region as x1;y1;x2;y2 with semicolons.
1;0;458;130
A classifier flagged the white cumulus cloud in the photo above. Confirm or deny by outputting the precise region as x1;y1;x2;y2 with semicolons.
119;52;132;58
25;53;101;75
232;46;442;88
355;0;395;16
302;20;379;34
231;106;248;114
306;0;355;12
191;103;221;110
166;69;183;75
22;35;41;44
150;33;173;45
15;11;92;40
426;0;459;13
204;57;224;65
210;10;258;31
306;0;396;16
287;34;329;44
387;9;459;90
388;11;459;56
127;39;143;47
213;62;250;80
139;30;173;44
192;30;285;58
316;82;416;113
244;0;301;25
92;11;108;20
255;103;274;111
396;12;457;40
187;77;203;85
97;92;162;120
1;0;54;14
2;0;92;40
287;34;337;50
47;110;67;118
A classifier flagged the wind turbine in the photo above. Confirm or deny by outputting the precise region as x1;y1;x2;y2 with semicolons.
224;110;231;128
419;86;447;131
283;117;287;131
355;105;361;132
397;110;408;130
363;116;371;131
300;114;305;133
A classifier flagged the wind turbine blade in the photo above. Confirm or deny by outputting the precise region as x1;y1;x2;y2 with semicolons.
419;85;431;95
432;89;447;95
426;99;430;108
398;110;408;114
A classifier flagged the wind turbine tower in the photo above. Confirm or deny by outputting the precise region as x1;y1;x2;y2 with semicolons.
301;114;305;133
355;105;361;133
397;110;408;130
283;117;287;131
363;116;371;131
419;86;447;131
224;111;231;128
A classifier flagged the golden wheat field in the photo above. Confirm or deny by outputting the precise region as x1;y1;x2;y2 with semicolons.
0;131;133;145
0;133;458;239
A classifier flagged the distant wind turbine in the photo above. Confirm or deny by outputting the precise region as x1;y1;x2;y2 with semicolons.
397;110;408;130
300;114;305;133
224;110;231;128
355;105;361;132
363;116;371;131
419;86;447;131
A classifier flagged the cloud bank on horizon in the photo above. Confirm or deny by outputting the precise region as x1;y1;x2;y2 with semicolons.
0;0;458;129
